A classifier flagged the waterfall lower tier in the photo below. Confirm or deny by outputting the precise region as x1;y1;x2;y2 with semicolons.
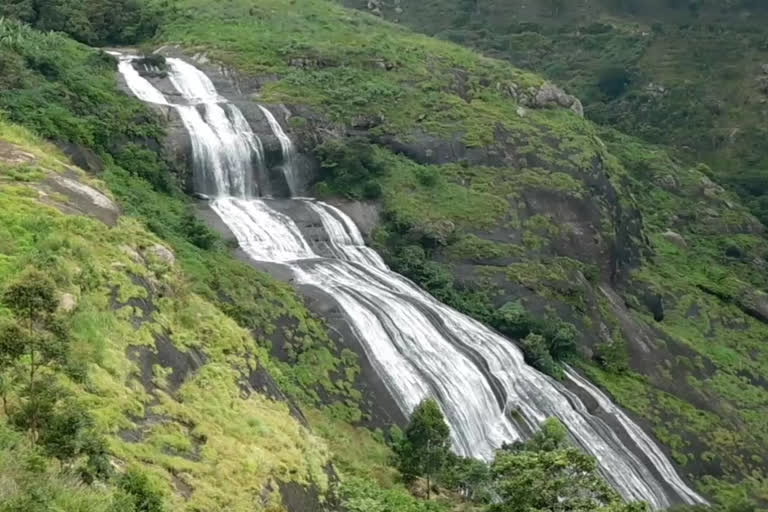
212;197;707;510
118;53;708;510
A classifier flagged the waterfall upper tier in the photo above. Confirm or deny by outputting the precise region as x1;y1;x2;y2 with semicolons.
116;53;307;198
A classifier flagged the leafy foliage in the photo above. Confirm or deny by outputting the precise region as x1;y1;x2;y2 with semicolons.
1;0;168;45
116;470;167;512
315;137;385;199
340;476;446;512
597;66;632;99
491;419;641;512
395;398;451;496
0;19;163;150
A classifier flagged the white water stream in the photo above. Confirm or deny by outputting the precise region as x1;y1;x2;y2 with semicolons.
117;54;708;509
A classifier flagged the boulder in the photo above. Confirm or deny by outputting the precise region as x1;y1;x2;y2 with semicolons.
527;83;584;117
120;244;144;264
59;293;78;313
738;288;768;324
55;141;105;174
47;175;120;225
0;140;37;165
662;230;687;249
144;244;176;265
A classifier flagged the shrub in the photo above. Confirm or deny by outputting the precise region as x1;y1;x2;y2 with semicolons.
363;181;383;199
491;418;627;512
593;341;629;373
114;144;175;193
521;333;560;378
315;138;385;198
116;469;166;512
416;168;439;187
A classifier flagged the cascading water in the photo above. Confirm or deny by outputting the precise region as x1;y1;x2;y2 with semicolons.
118;55;708;509
258;105;299;196
118;54;264;198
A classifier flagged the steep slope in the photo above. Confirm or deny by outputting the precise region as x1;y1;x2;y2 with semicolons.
0;21;444;512
3;1;768;509
0;120;334;511
140;0;768;507
342;0;768;231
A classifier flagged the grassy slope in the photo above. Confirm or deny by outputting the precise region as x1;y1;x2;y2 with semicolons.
152;0;768;506
340;0;768;225
0;21;441;512
0;120;330;510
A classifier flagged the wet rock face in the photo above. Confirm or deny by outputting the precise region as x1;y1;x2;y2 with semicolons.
123;50;321;198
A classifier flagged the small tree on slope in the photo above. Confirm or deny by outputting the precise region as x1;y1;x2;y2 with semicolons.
396;398;451;499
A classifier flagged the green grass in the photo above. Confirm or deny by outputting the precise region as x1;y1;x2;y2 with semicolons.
0;119;338;510
338;0;768;229
158;0;546;148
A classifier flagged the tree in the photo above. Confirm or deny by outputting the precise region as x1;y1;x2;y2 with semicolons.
491;418;642;512
395;398;451;498
1;268;69;441
439;452;492;502
1;0;164;46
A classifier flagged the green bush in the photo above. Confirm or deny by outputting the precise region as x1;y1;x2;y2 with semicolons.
491;418;631;512
114;144;176;193
415;167;439;187
363;181;383;199
315;138;385;198
521;333;560;378
1;0;167;46
116;470;166;512
0;20;164;151
340;476;445;512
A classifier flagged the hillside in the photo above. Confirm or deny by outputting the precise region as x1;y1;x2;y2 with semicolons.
0;0;767;511
0;20;427;512
0;119;337;510
342;0;768;229
151;0;768;506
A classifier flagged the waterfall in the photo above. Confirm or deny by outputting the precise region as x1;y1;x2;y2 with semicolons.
304;201;387;269
258;105;298;196
117;58;169;105
119;56;708;509
166;57;223;104
117;54;266;198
